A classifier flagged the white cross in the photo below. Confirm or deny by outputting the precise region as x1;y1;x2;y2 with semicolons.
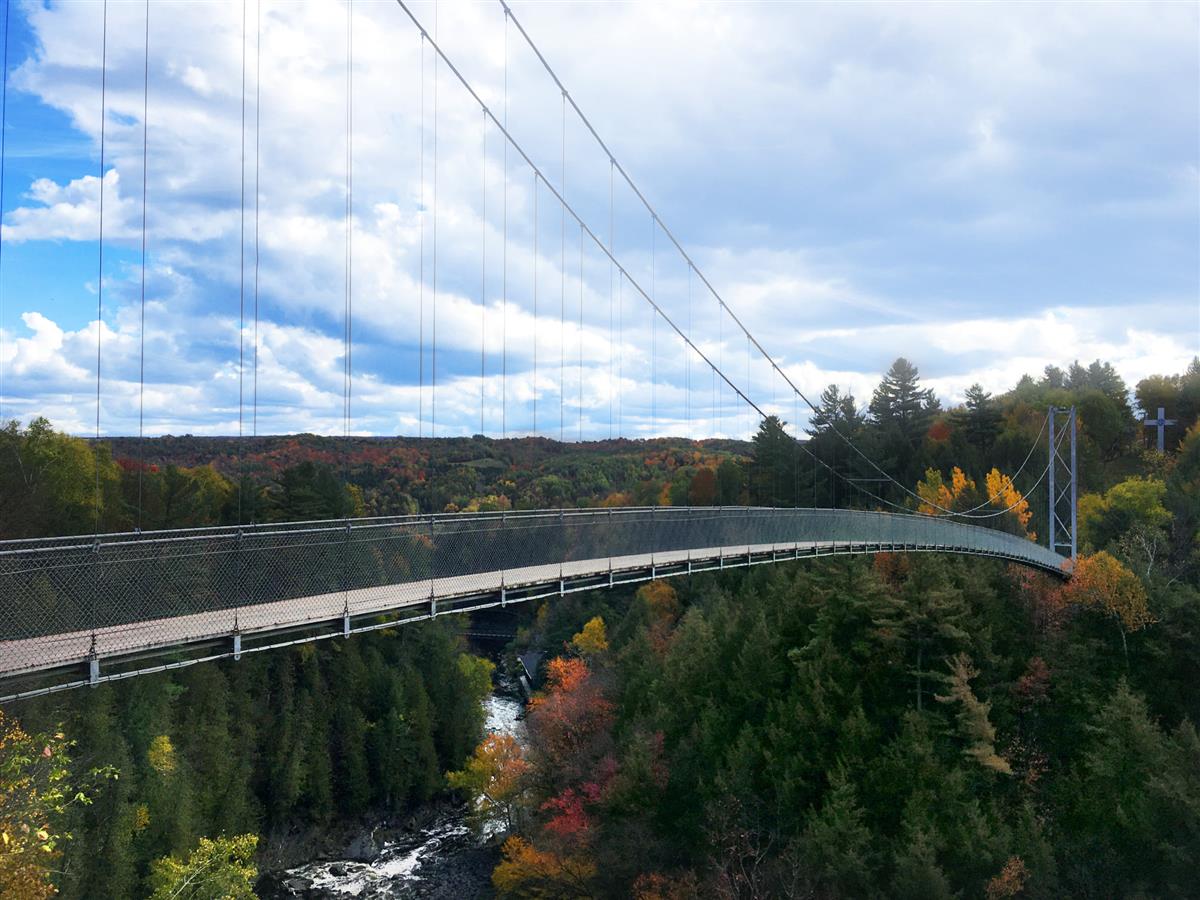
1143;406;1177;453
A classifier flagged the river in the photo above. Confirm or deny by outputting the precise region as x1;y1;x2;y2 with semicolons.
267;687;527;899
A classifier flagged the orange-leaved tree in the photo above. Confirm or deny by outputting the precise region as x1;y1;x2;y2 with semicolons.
447;733;530;834
917;466;976;515
985;468;1034;539
492;835;597;897
1061;551;1154;664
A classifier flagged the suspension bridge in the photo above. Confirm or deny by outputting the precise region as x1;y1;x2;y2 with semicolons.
0;1;1074;701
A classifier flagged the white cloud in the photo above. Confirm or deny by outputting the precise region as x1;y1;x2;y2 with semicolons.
0;0;1195;439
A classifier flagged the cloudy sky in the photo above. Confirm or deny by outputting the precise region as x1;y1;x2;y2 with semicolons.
0;0;1196;440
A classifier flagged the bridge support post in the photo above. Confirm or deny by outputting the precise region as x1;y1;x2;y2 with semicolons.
233;632;241;661
1048;406;1078;564
88;653;100;687
343;610;351;638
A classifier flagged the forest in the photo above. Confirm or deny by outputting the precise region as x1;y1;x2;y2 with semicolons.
1;355;1199;897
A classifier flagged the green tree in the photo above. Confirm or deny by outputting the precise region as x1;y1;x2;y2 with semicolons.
147;833;258;900
868;358;941;484
956;383;1002;456
748;415;799;507
715;458;744;506
871;561;971;712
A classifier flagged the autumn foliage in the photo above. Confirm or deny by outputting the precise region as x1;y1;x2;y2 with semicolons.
0;712;85;900
447;733;530;832
1061;551;1154;634
917;465;1034;538
492;835;597;897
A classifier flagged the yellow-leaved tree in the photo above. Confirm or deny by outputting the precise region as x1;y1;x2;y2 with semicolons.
447;733;530;834
1061;551;1154;664
570;616;609;657
917;466;976;515
492;835;597;898
0;711;96;900
985;468;1034;539
147;834;258;900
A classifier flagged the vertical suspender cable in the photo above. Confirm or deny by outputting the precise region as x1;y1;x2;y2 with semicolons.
475;105;480;436
608;160;613;438
532;171;537;436
794;391;800;507
94;0;108;536
431;3;438;437
711;291;716;440
501;7;508;438
344;0;353;458
719;297;724;440
559;90;565;442
745;333;751;440
533;172;538;435
136;0;149;530
0;0;9;424
237;0;246;528
650;214;655;435
577;221;582;441
253;0;261;450
418;34;424;437
686;261;691;444
343;0;353;620
90;0;108;661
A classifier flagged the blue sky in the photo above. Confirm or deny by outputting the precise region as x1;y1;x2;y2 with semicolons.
0;0;1196;439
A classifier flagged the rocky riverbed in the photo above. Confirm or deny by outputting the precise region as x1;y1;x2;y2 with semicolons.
259;688;526;899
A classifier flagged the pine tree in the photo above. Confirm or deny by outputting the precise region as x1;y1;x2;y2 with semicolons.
868;358;941;444
871;561;970;712
956;384;1002;456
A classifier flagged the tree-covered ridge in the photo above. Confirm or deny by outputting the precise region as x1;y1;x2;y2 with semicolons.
10;622;493;898
489;525;1199;895
3;354;1199;897
462;358;1200;898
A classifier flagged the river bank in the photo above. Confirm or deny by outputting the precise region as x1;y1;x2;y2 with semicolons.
258;687;526;898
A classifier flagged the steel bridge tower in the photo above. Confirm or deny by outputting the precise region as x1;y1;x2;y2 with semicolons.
1047;406;1078;562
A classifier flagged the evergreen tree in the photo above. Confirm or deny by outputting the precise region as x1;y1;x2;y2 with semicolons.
868;358;941;483
956;384;1002;458
868;358;941;442
748;415;798;507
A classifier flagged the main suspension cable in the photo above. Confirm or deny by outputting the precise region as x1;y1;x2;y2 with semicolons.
495;0;1029;517
388;0;963;517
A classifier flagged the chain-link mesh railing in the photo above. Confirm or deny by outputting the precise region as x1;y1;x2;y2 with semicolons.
0;507;1066;680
